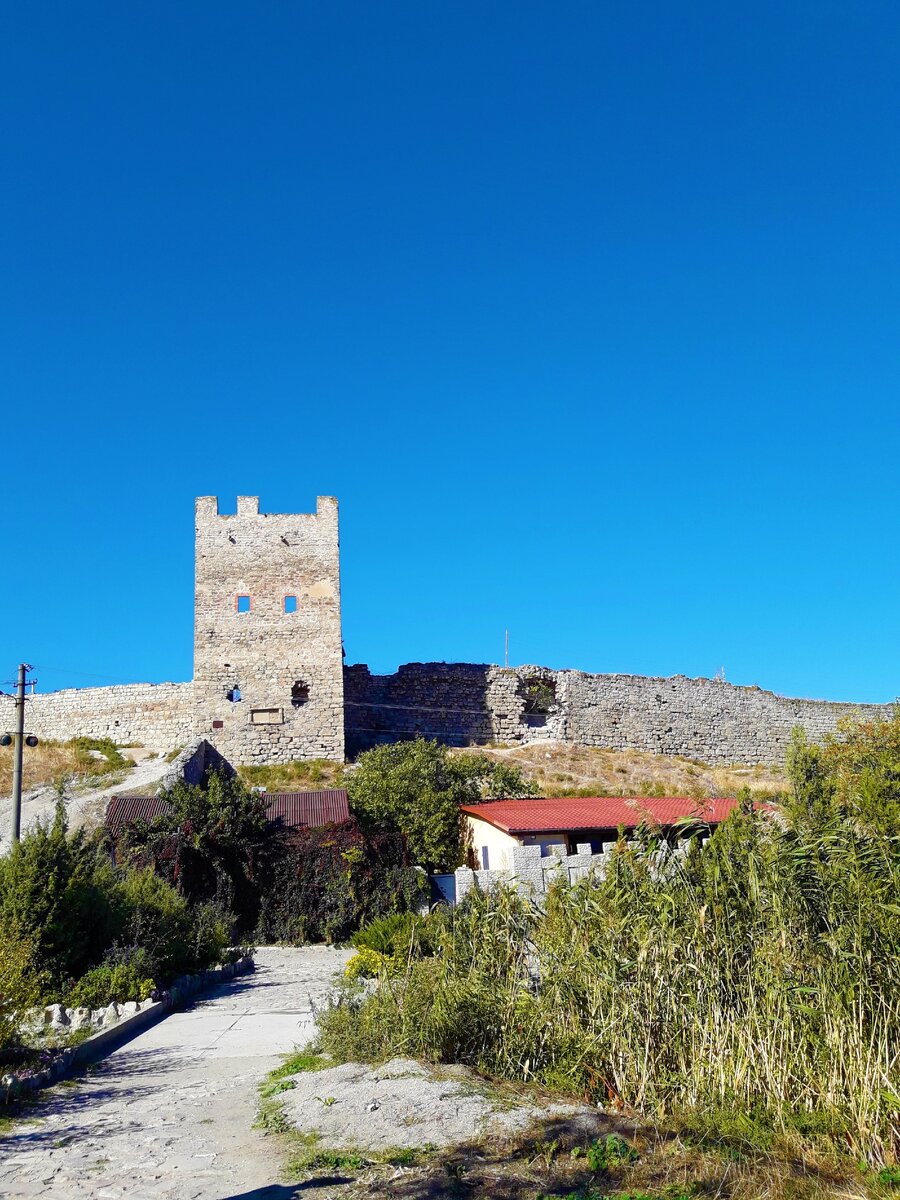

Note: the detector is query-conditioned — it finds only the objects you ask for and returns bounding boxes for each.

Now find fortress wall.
[344,662,894,764]
[560,670,893,764]
[9,682,194,747]
[344,663,497,752]
[13,664,894,766]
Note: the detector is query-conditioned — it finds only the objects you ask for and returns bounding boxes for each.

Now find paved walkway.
[0,946,351,1200]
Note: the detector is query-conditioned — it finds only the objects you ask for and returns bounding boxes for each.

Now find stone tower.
[192,495,344,762]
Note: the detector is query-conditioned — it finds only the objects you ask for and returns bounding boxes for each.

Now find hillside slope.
[450,741,786,798]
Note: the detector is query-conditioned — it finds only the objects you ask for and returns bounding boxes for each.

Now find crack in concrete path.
[0,945,351,1200]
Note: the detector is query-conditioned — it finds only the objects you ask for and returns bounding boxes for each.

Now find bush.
[350,911,428,956]
[68,953,155,1008]
[115,770,267,934]
[344,946,392,981]
[346,909,446,980]
[255,821,427,944]
[116,866,197,979]
[69,737,133,774]
[347,738,532,872]
[0,795,239,1025]
[0,918,42,1051]
[0,802,121,988]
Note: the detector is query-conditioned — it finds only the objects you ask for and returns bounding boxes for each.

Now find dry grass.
[451,741,786,799]
[267,1112,876,1199]
[0,739,134,798]
[237,758,344,791]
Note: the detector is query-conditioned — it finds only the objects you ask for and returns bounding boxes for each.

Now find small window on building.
[284,595,298,613]
[212,720,224,730]
[236,595,251,613]
[481,845,490,869]
[291,680,309,708]
[226,687,242,703]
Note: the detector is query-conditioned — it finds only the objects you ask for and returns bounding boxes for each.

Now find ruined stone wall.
[345,662,894,764]
[193,495,344,762]
[7,682,194,746]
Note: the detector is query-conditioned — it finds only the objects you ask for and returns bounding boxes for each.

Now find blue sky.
[2,2,898,702]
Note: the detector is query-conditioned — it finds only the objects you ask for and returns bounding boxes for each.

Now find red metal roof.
[263,789,350,830]
[106,789,350,835]
[460,796,738,834]
[105,795,171,833]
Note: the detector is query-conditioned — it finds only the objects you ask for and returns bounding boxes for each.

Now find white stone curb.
[1,955,255,1103]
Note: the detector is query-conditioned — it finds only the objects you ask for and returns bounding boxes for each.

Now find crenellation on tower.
[18,493,893,766]
[192,494,344,762]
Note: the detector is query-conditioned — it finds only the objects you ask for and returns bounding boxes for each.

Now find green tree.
[117,770,268,931]
[0,917,43,1049]
[0,801,120,987]
[346,739,531,872]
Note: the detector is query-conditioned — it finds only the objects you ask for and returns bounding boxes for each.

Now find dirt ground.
[452,740,787,799]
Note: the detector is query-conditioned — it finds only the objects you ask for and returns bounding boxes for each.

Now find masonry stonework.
[19,683,194,747]
[344,662,894,765]
[192,495,344,762]
[15,496,895,767]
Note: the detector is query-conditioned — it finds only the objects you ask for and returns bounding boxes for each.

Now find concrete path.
[0,945,351,1200]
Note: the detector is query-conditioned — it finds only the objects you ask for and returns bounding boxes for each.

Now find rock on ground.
[279,1056,600,1153]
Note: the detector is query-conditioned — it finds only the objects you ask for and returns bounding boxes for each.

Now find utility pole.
[2,663,37,846]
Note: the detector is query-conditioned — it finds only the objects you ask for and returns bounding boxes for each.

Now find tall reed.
[318,800,900,1158]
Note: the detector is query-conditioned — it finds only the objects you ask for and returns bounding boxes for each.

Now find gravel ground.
[278,1057,599,1153]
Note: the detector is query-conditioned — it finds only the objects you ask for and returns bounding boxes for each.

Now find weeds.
[318,727,900,1163]
[269,1048,331,1079]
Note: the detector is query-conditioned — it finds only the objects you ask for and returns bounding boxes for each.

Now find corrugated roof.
[105,795,171,833]
[460,796,738,834]
[106,789,350,835]
[263,789,350,830]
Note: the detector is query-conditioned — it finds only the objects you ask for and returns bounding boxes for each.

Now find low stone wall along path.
[0,945,351,1200]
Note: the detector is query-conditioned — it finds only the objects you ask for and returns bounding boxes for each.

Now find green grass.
[268,1048,331,1081]
[238,758,343,791]
[255,1048,332,1136]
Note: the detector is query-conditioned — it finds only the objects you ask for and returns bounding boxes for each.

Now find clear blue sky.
[2,2,898,702]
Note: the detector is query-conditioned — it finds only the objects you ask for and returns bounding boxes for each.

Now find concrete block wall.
[455,841,618,900]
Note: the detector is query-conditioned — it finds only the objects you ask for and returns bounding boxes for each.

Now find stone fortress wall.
[13,663,893,766]
[344,661,894,765]
[10,682,194,747]
[10,494,893,766]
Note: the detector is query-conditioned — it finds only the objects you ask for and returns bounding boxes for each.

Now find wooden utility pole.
[3,663,37,845]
